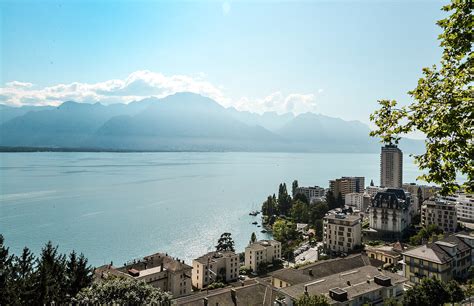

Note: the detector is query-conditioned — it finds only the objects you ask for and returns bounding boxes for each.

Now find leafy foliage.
[403,277,465,306]
[295,294,330,306]
[74,276,171,304]
[0,235,93,304]
[216,232,235,252]
[409,224,443,245]
[369,1,473,195]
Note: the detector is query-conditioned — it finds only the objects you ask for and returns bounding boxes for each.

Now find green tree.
[336,192,344,208]
[293,192,309,205]
[403,277,464,306]
[370,1,473,195]
[295,294,330,306]
[11,247,36,304]
[314,219,324,242]
[326,191,337,210]
[278,183,292,215]
[216,232,235,252]
[0,234,14,304]
[290,200,309,223]
[35,241,67,304]
[250,232,257,244]
[262,194,278,217]
[292,179,299,196]
[66,251,93,298]
[74,276,171,304]
[272,219,298,242]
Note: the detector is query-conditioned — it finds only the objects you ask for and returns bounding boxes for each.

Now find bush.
[207,282,226,290]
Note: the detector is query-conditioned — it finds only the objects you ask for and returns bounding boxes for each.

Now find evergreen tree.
[66,251,93,298]
[35,241,67,304]
[215,233,235,252]
[402,277,464,306]
[336,192,344,208]
[278,183,292,215]
[326,191,337,210]
[250,232,257,244]
[292,179,299,196]
[11,247,36,304]
[0,234,14,304]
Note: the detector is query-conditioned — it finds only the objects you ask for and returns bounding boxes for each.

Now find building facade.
[323,214,362,253]
[402,233,474,284]
[191,251,239,289]
[294,186,326,202]
[442,193,474,224]
[345,192,371,211]
[329,177,365,200]
[380,145,403,188]
[369,189,411,240]
[421,198,457,232]
[245,240,281,272]
[95,252,192,298]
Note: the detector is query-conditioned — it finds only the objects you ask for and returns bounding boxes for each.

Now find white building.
[192,251,239,289]
[442,193,474,224]
[294,186,326,202]
[245,240,281,272]
[345,192,371,211]
[380,145,403,188]
[421,198,457,232]
[366,186,386,198]
[323,214,362,253]
[369,189,411,240]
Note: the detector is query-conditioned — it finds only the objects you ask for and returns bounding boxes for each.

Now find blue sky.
[1,0,447,125]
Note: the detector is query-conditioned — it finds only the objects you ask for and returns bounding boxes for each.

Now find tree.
[74,276,171,304]
[0,234,14,304]
[295,294,330,306]
[293,192,309,205]
[11,247,36,304]
[278,183,292,215]
[35,241,67,304]
[313,219,324,242]
[309,201,328,223]
[66,251,93,298]
[216,233,235,252]
[336,192,344,208]
[326,191,337,210]
[403,277,464,306]
[290,200,309,223]
[272,219,298,242]
[292,179,299,196]
[370,1,473,195]
[250,232,257,244]
[262,194,278,217]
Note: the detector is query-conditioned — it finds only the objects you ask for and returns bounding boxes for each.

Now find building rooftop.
[324,214,361,222]
[194,251,237,265]
[280,265,406,302]
[246,240,280,251]
[119,252,192,274]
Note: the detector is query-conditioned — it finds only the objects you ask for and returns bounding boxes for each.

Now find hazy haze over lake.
[1,152,425,266]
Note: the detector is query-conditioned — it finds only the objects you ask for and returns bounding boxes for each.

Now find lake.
[0,152,424,266]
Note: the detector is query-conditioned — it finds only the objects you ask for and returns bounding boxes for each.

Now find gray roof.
[271,254,384,286]
[280,265,406,302]
[194,251,237,265]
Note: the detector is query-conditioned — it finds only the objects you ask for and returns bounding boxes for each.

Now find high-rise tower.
[380,145,403,188]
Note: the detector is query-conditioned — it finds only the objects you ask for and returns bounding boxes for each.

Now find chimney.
[231,289,237,304]
[347,280,351,286]
[308,269,313,276]
[304,285,309,295]
[161,262,164,271]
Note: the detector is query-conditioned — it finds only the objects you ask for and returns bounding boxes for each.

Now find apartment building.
[442,193,474,224]
[380,145,403,188]
[323,214,362,253]
[365,242,405,267]
[191,251,239,289]
[95,252,192,298]
[402,183,439,213]
[329,177,365,200]
[366,186,386,198]
[294,186,326,202]
[345,192,371,211]
[245,240,281,272]
[421,198,457,232]
[402,233,474,284]
[369,188,411,240]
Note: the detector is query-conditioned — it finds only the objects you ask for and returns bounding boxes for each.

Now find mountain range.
[0,92,424,153]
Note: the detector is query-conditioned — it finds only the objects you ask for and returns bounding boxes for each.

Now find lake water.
[0,152,424,266]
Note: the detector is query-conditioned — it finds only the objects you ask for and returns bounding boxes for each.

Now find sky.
[0,0,448,126]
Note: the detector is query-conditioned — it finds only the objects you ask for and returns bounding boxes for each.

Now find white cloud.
[0,70,321,114]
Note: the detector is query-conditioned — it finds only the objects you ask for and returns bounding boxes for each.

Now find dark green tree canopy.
[216,232,235,252]
[370,1,473,195]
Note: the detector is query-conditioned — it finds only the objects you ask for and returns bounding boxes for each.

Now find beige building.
[442,193,474,224]
[329,177,365,200]
[95,252,192,298]
[191,251,239,289]
[380,145,403,188]
[402,233,474,284]
[245,240,281,272]
[365,242,405,267]
[421,198,457,232]
[294,186,326,202]
[345,192,371,211]
[323,214,362,253]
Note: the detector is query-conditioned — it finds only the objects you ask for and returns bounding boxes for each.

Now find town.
[90,144,474,305]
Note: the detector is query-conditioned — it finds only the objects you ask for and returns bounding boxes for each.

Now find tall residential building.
[294,186,326,203]
[380,145,403,188]
[245,240,281,272]
[442,193,474,224]
[94,252,192,298]
[402,183,440,214]
[421,198,457,232]
[323,214,362,253]
[191,251,239,289]
[329,177,365,200]
[402,232,474,284]
[369,188,411,240]
[345,192,371,211]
